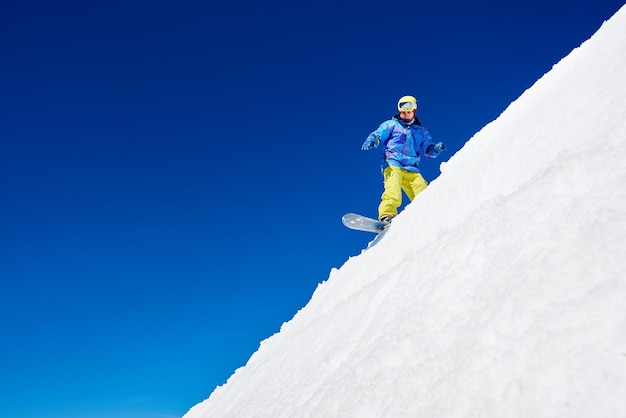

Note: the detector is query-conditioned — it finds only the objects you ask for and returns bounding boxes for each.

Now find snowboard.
[342,213,390,233]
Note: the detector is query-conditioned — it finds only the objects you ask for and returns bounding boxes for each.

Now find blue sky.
[1,0,623,417]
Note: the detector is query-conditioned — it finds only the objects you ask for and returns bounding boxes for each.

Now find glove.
[426,142,446,157]
[433,142,446,153]
[362,137,377,150]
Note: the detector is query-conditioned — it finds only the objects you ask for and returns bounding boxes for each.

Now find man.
[362,95,446,222]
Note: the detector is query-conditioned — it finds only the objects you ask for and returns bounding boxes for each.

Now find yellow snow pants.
[378,166,428,220]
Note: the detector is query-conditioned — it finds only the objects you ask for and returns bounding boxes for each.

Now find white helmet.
[397,95,418,112]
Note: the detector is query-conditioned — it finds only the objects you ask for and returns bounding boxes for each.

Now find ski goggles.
[398,101,418,112]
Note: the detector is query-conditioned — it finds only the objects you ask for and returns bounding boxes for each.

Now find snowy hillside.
[184,5,626,418]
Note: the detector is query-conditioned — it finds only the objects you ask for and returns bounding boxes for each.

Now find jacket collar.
[393,114,422,126]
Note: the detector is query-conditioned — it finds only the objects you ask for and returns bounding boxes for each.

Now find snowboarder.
[361,95,446,222]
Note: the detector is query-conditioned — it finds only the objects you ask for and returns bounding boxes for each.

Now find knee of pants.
[381,167,403,204]
[406,175,428,200]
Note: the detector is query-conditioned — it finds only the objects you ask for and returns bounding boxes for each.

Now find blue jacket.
[367,115,439,172]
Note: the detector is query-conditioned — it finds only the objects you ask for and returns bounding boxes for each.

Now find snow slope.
[184,5,626,417]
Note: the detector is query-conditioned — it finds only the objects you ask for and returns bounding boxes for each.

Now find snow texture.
[184,5,626,418]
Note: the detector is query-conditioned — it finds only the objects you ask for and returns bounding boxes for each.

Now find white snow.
[184,5,626,418]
